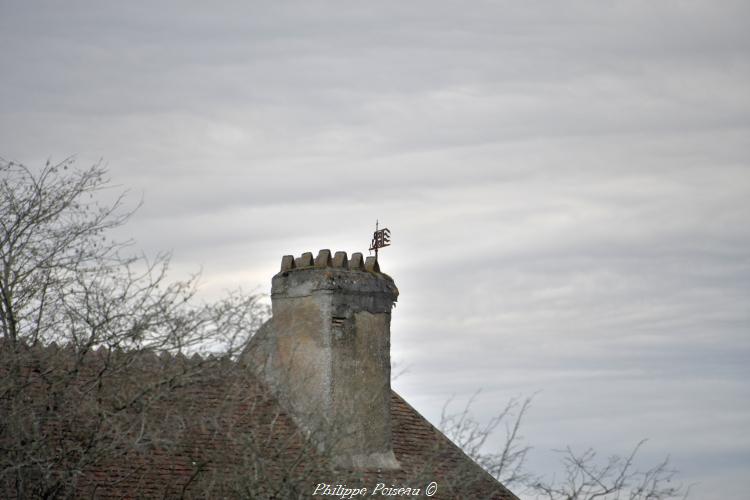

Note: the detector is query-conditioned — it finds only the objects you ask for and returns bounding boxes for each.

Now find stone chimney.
[243,249,400,470]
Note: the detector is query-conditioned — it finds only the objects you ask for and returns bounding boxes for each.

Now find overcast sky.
[2,1,749,498]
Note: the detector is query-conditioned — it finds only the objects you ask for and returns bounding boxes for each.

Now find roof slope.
[1,345,518,499]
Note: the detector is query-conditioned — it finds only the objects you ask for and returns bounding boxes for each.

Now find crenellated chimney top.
[243,249,399,469]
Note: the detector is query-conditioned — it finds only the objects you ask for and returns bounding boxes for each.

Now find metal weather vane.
[369,220,391,259]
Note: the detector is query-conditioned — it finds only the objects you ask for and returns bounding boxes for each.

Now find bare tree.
[440,392,689,500]
[530,440,690,500]
[440,393,533,489]
[1,157,129,347]
[0,158,269,498]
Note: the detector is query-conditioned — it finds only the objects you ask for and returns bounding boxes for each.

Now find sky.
[1,1,749,498]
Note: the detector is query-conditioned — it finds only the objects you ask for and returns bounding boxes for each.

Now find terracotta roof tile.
[1,346,518,499]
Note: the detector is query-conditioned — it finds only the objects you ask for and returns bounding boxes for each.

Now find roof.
[1,344,519,499]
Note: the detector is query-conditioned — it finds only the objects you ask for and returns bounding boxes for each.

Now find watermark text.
[312,482,438,498]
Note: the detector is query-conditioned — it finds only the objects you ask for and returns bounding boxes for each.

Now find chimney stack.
[243,249,400,470]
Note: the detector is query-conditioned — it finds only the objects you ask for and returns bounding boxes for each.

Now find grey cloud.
[2,1,749,498]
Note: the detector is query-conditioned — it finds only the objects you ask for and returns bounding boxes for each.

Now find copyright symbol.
[425,482,438,497]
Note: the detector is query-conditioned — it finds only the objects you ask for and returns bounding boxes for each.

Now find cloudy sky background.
[2,1,749,498]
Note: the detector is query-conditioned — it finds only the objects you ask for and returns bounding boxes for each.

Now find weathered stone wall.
[243,250,400,469]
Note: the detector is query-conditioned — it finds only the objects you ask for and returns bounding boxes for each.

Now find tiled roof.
[1,345,518,499]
